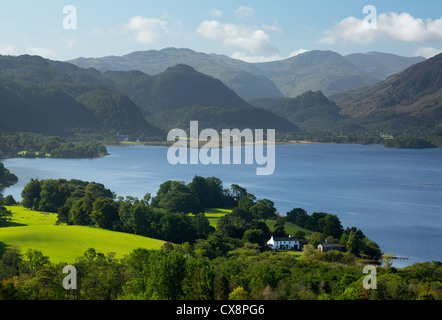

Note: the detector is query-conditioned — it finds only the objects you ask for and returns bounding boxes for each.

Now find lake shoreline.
[110,137,441,150]
[1,143,441,267]
[110,139,333,148]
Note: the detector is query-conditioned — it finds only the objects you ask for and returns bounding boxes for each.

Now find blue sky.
[0,0,441,61]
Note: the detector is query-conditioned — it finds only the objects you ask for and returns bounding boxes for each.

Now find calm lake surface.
[2,143,441,267]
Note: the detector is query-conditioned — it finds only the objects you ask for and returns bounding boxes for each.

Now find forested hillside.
[0,132,108,159]
[332,53,442,133]
[252,91,344,131]
[0,55,298,138]
[0,55,164,139]
[103,64,299,132]
[104,64,248,115]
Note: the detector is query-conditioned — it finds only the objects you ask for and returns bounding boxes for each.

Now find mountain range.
[0,54,298,138]
[252,53,442,136]
[0,48,440,145]
[69,48,284,101]
[69,48,425,100]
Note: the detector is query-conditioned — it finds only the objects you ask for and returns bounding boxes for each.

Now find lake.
[1,143,441,267]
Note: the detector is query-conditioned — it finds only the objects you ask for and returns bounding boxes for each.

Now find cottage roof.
[319,242,343,247]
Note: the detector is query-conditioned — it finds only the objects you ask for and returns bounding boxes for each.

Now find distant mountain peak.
[166,64,198,72]
[67,47,429,100]
[68,49,284,101]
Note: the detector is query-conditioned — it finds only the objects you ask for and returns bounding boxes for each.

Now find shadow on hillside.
[0,241,7,257]
[205,207,234,214]
[3,221,27,227]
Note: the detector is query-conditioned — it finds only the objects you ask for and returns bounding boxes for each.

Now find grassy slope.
[0,206,165,264]
[204,208,311,236]
[0,206,309,263]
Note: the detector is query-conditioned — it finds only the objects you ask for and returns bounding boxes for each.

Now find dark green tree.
[191,213,215,239]
[217,208,253,239]
[242,229,266,248]
[0,247,23,281]
[153,180,204,214]
[272,217,287,237]
[188,176,230,208]
[3,195,16,206]
[249,199,277,220]
[346,230,363,256]
[321,214,344,238]
[230,184,247,203]
[183,258,215,300]
[38,179,71,213]
[237,193,256,212]
[0,205,12,227]
[286,208,309,226]
[69,196,93,225]
[90,198,120,230]
[21,179,42,210]
[158,189,204,214]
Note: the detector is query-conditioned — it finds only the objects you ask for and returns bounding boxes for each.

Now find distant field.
[0,206,165,264]
[204,208,311,237]
[204,208,233,228]
[5,205,58,226]
[265,220,312,237]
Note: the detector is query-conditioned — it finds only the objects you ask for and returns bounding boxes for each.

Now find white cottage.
[267,236,300,250]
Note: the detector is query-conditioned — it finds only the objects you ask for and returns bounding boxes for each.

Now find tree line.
[0,132,108,159]
[0,243,440,300]
[20,176,260,245]
[17,176,382,261]
[286,208,382,260]
[1,176,440,300]
[277,127,442,149]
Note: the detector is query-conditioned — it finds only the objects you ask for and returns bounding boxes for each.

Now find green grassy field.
[204,208,311,237]
[0,206,309,264]
[264,220,312,237]
[204,208,233,228]
[0,206,165,264]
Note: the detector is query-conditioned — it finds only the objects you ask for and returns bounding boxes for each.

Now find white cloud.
[91,27,105,36]
[288,48,310,57]
[209,9,223,18]
[62,38,77,48]
[231,52,283,63]
[320,12,442,45]
[197,20,277,55]
[414,47,442,58]
[0,44,14,55]
[26,47,56,58]
[122,16,168,44]
[235,6,255,20]
[232,48,310,63]
[262,24,282,33]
